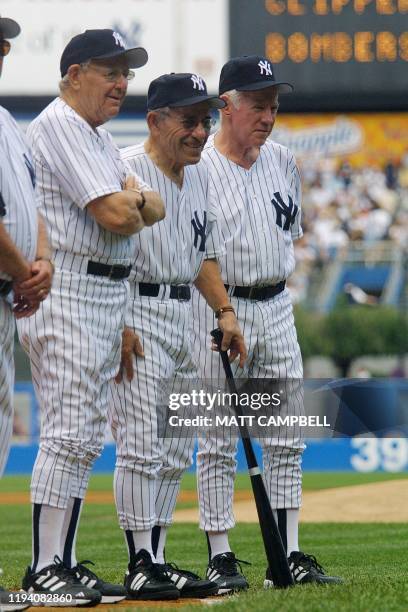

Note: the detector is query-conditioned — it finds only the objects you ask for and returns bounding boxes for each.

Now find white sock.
[207,531,231,560]
[153,527,167,564]
[125,530,155,564]
[32,504,66,572]
[286,509,300,555]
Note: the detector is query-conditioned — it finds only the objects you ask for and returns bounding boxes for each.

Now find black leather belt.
[224,280,286,301]
[0,280,13,297]
[87,261,131,280]
[138,282,191,301]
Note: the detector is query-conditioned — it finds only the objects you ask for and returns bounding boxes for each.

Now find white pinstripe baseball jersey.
[121,142,224,285]
[191,134,305,534]
[202,134,302,286]
[0,106,38,280]
[26,98,151,262]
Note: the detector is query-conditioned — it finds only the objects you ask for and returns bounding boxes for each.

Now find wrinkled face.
[75,57,131,127]
[153,102,214,166]
[226,87,279,148]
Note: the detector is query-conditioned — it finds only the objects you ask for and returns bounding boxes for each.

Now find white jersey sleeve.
[204,174,226,260]
[27,100,126,209]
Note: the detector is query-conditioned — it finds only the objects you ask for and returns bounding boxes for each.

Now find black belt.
[138,282,191,301]
[87,261,131,280]
[224,280,286,301]
[0,280,13,297]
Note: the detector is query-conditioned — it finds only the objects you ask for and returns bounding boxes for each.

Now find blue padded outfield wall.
[6,381,408,475]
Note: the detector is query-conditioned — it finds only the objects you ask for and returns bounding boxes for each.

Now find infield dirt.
[0,480,406,522]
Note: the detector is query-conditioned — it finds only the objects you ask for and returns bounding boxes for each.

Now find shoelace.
[131,552,169,582]
[294,553,325,574]
[75,560,98,581]
[51,556,79,582]
[211,553,251,576]
[162,562,200,580]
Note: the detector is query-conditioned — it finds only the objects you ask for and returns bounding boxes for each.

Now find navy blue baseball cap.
[0,15,21,38]
[219,55,293,95]
[60,29,148,77]
[147,73,225,110]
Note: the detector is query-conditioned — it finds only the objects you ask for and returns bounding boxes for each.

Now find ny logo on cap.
[191,74,205,91]
[258,60,272,76]
[112,31,125,48]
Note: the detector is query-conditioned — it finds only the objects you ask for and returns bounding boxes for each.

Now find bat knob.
[210,327,223,350]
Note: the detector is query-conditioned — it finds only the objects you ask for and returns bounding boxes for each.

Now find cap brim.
[168,95,226,109]
[0,17,21,39]
[235,80,294,94]
[93,46,148,68]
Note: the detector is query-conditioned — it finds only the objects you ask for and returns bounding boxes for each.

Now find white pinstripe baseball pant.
[108,290,197,532]
[191,288,305,532]
[17,269,128,507]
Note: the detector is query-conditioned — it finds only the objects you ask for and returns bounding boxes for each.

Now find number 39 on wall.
[350,437,408,473]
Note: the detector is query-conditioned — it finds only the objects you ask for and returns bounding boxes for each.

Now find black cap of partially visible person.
[147,72,225,110]
[219,55,293,95]
[60,29,148,77]
[0,15,21,39]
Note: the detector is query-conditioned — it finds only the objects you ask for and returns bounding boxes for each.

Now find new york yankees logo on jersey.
[271,192,299,231]
[191,210,207,252]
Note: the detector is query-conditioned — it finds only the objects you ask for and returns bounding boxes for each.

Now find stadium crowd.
[288,154,408,303]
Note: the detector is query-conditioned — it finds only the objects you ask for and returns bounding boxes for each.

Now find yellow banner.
[274,113,408,167]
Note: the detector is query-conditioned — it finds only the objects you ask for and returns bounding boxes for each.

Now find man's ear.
[146,110,161,132]
[220,94,233,116]
[66,64,82,90]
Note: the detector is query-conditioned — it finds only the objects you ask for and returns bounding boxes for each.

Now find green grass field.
[1,472,407,611]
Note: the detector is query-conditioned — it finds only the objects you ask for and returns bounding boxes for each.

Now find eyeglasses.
[82,64,135,82]
[161,111,216,132]
[0,40,11,57]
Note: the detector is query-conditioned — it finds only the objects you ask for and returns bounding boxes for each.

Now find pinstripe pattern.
[0,105,38,479]
[109,296,196,530]
[15,97,146,510]
[191,135,305,532]
[18,271,128,506]
[121,142,223,284]
[108,145,220,534]
[0,300,14,477]
[202,135,302,286]
[26,98,150,261]
[0,107,38,280]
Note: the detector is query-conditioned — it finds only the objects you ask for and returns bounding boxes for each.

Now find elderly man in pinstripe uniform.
[190,55,342,591]
[16,28,164,606]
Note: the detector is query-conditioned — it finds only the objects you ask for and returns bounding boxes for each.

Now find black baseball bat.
[210,328,294,588]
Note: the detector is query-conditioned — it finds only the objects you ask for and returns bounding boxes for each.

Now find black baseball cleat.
[264,551,343,588]
[73,560,126,603]
[206,552,249,595]
[22,556,101,607]
[0,586,30,611]
[159,562,219,598]
[124,549,179,601]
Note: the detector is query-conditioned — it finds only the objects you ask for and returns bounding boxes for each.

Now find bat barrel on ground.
[210,328,294,588]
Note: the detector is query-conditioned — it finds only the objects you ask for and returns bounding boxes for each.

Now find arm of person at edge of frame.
[194,258,247,368]
[15,213,54,307]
